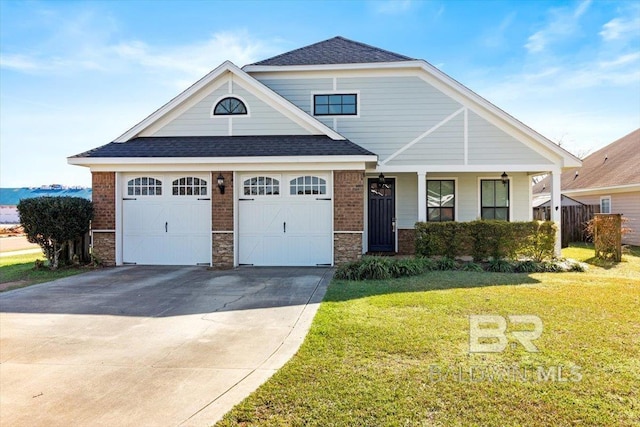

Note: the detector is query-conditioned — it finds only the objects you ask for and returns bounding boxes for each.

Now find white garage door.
[239,174,332,266]
[122,175,211,265]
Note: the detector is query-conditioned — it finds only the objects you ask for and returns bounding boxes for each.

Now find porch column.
[551,168,562,257]
[418,172,427,222]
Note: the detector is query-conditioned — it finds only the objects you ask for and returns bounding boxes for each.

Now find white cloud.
[525,0,592,53]
[600,14,640,41]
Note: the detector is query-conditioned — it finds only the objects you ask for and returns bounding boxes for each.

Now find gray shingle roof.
[532,128,640,194]
[71,135,376,158]
[251,36,414,66]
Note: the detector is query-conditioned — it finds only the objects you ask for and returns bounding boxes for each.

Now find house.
[533,129,639,246]
[68,36,580,267]
[532,193,585,221]
[0,186,92,224]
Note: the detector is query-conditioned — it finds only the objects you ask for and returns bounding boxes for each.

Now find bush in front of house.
[415,220,556,262]
[334,256,436,281]
[17,196,93,270]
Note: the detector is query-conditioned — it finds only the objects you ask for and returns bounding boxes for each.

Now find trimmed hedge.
[17,196,93,269]
[415,220,556,261]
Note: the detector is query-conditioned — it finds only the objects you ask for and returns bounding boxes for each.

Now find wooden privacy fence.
[561,204,599,247]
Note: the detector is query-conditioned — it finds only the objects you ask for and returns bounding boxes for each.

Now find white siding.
[152,81,310,137]
[572,191,640,246]
[393,172,532,227]
[395,173,418,229]
[467,112,552,165]
[258,75,463,161]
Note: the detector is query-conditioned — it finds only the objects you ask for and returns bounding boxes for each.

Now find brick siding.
[398,228,416,255]
[92,172,115,229]
[333,170,365,264]
[91,172,116,265]
[212,171,233,268]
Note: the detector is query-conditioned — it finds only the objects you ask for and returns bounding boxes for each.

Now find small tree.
[17,197,93,270]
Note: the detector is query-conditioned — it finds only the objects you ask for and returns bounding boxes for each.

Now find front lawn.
[0,252,88,292]
[218,244,639,426]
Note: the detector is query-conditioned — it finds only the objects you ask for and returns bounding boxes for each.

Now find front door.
[368,178,395,252]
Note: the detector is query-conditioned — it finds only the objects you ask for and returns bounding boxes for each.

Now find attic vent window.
[214,97,247,115]
[314,94,357,116]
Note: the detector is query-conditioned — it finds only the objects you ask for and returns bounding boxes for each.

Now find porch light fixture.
[217,173,226,194]
[377,173,386,189]
[501,172,508,185]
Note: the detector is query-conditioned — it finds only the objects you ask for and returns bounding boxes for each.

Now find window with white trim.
[172,177,207,196]
[213,97,247,115]
[243,177,280,196]
[600,196,611,214]
[313,94,357,116]
[127,177,162,196]
[427,180,455,221]
[290,176,327,195]
[481,179,510,220]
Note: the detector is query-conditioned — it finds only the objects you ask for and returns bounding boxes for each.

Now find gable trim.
[115,61,345,142]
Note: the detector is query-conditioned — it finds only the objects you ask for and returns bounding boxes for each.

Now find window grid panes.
[481,179,509,220]
[290,176,327,195]
[427,180,455,221]
[600,197,611,214]
[214,97,247,115]
[313,94,357,116]
[243,177,280,196]
[172,177,207,196]
[127,177,162,196]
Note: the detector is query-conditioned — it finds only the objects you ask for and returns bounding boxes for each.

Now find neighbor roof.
[71,135,376,158]
[251,36,414,66]
[533,128,640,193]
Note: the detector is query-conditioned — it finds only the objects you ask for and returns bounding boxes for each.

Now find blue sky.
[1,0,638,187]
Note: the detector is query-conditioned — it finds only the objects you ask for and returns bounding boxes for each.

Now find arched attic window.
[213,97,247,115]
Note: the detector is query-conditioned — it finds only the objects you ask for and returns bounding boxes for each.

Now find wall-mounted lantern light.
[217,173,226,194]
[501,172,509,185]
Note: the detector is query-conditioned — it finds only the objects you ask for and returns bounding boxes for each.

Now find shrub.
[17,196,93,270]
[514,260,541,273]
[436,257,457,271]
[487,259,514,273]
[461,262,484,272]
[334,257,437,281]
[586,214,628,262]
[415,220,556,262]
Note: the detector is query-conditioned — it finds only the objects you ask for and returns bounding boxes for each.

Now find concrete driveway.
[0,266,331,426]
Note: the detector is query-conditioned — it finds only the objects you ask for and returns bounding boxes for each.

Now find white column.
[418,172,427,222]
[551,168,562,257]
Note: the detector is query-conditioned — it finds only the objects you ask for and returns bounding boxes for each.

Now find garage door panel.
[238,174,332,266]
[122,174,211,266]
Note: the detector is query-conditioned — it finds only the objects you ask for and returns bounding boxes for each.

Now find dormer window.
[214,97,247,115]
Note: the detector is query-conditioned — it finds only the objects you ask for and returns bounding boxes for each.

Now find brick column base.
[213,233,234,269]
[398,229,416,255]
[334,233,363,265]
[92,232,115,266]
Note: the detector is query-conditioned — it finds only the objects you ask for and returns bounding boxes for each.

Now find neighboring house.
[0,186,92,224]
[68,36,580,267]
[532,193,585,221]
[534,129,639,246]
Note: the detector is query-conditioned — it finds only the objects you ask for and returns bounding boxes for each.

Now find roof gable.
[251,36,414,66]
[115,61,344,142]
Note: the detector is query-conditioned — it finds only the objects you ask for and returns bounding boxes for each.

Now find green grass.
[217,244,640,426]
[0,252,88,292]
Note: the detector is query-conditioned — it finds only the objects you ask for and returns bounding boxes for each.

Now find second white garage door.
[238,174,332,266]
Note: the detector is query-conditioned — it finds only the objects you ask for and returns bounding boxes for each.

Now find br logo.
[469,315,543,353]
